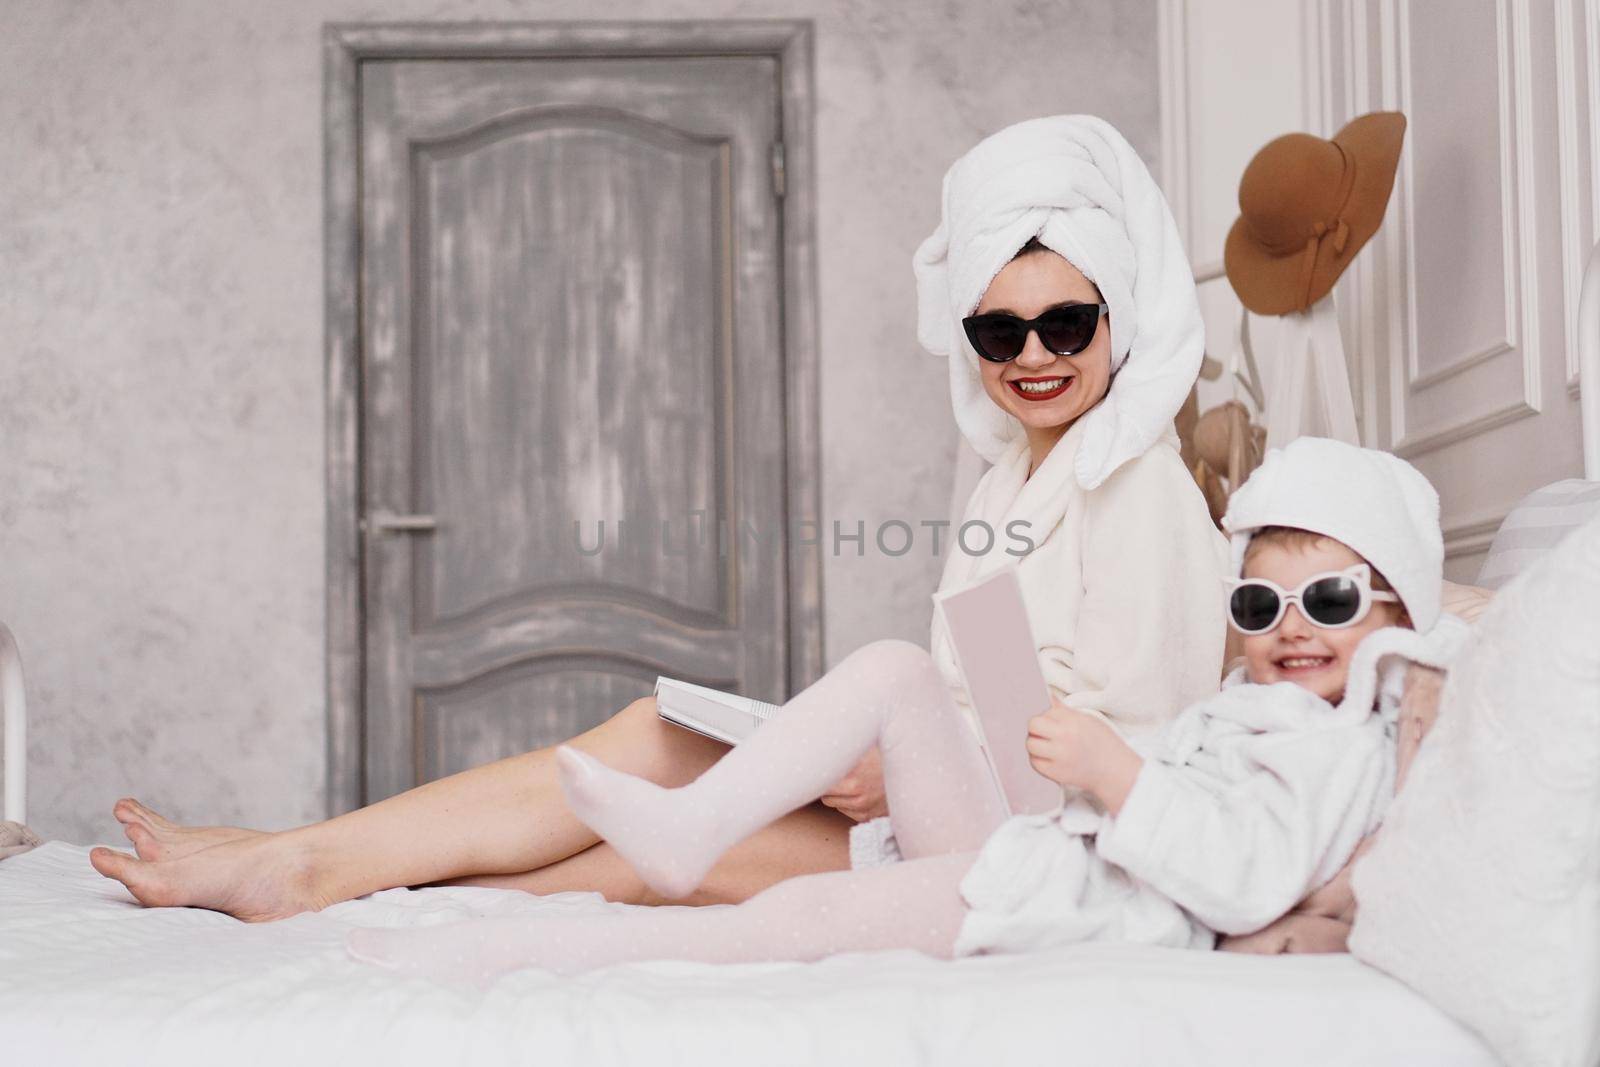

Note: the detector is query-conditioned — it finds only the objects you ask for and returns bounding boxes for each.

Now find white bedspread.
[1,844,1497,1067]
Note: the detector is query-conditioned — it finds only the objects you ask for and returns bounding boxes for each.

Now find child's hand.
[1025,700,1143,814]
[1025,700,1114,789]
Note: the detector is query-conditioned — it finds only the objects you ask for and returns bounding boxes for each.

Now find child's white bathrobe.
[953,619,1470,955]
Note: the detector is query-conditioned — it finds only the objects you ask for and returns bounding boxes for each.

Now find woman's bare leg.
[126,696,717,877]
[90,696,848,920]
[113,796,850,903]
[447,802,852,906]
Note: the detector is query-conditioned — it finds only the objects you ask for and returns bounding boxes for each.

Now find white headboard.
[1578,238,1600,480]
[1,624,25,825]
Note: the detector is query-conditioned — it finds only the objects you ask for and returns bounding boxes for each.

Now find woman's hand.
[1218,830,1376,954]
[1025,700,1142,814]
[1217,913,1353,955]
[1296,830,1377,924]
[820,747,889,823]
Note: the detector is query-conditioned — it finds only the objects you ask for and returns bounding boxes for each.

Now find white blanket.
[1,843,1496,1066]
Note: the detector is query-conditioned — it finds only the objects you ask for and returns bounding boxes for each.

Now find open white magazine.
[654,677,783,746]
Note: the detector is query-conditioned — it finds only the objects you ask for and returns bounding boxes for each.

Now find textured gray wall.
[0,0,1158,842]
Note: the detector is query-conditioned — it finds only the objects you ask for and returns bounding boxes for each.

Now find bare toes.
[113,798,162,834]
[112,798,145,828]
[90,847,174,907]
[129,798,175,830]
[124,822,167,862]
[89,845,120,877]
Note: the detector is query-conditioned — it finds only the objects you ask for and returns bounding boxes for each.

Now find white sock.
[555,639,1007,899]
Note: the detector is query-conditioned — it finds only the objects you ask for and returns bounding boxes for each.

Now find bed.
[5,249,1598,1067]
[0,840,1496,1066]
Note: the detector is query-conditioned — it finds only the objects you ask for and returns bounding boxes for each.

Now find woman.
[90,114,1227,924]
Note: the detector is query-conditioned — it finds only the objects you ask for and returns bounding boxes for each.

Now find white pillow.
[1350,515,1600,1067]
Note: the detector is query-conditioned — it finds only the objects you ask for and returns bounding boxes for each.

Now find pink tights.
[347,639,1012,980]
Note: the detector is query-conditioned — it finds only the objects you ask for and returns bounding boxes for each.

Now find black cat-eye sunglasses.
[960,302,1109,363]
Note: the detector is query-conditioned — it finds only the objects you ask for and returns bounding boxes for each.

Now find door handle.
[363,511,439,534]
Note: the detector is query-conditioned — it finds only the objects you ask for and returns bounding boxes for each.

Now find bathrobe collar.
[944,414,1091,589]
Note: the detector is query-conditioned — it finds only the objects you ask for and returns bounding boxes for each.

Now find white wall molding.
[1397,398,1542,459]
[1344,0,1379,444]
[1580,0,1598,398]
[1303,0,1334,136]
[1157,0,1195,254]
[1442,507,1512,563]
[1386,0,1542,458]
[1371,0,1410,450]
[1400,0,1518,393]
[1556,0,1600,396]
[1407,340,1515,392]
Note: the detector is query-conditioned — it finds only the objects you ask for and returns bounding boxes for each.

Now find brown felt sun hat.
[1224,111,1407,315]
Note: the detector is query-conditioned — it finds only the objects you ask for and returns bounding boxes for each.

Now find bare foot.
[89,833,326,922]
[112,797,263,862]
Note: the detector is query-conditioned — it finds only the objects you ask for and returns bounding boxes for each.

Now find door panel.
[359,56,786,801]
[418,657,659,783]
[411,112,729,625]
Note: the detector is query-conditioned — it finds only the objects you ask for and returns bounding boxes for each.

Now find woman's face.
[973,249,1113,440]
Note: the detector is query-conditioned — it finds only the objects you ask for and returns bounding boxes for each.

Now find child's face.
[1240,538,1404,703]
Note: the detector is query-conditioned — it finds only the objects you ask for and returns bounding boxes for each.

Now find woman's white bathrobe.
[901,114,1233,817]
[931,419,1228,748]
[849,113,1230,866]
[850,415,1229,865]
[953,618,1470,956]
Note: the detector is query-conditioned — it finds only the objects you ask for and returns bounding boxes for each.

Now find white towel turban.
[913,115,1205,490]
[1223,437,1444,632]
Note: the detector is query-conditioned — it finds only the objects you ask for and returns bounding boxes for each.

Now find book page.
[654,678,769,745]
[934,565,1063,815]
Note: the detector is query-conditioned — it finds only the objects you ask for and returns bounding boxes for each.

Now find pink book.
[933,565,1064,816]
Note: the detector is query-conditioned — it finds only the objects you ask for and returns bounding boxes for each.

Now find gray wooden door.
[358,55,790,801]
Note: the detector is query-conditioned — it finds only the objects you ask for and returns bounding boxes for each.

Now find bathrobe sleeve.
[1062,443,1228,736]
[1095,720,1391,936]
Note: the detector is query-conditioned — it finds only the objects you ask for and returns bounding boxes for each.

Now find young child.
[348,437,1467,981]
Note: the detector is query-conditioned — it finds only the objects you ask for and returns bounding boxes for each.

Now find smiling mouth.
[1008,376,1073,401]
[1274,655,1335,672]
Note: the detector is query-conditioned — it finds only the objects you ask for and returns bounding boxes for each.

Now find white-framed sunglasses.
[1224,563,1400,635]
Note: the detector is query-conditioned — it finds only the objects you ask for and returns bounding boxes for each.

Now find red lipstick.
[1007,376,1073,402]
